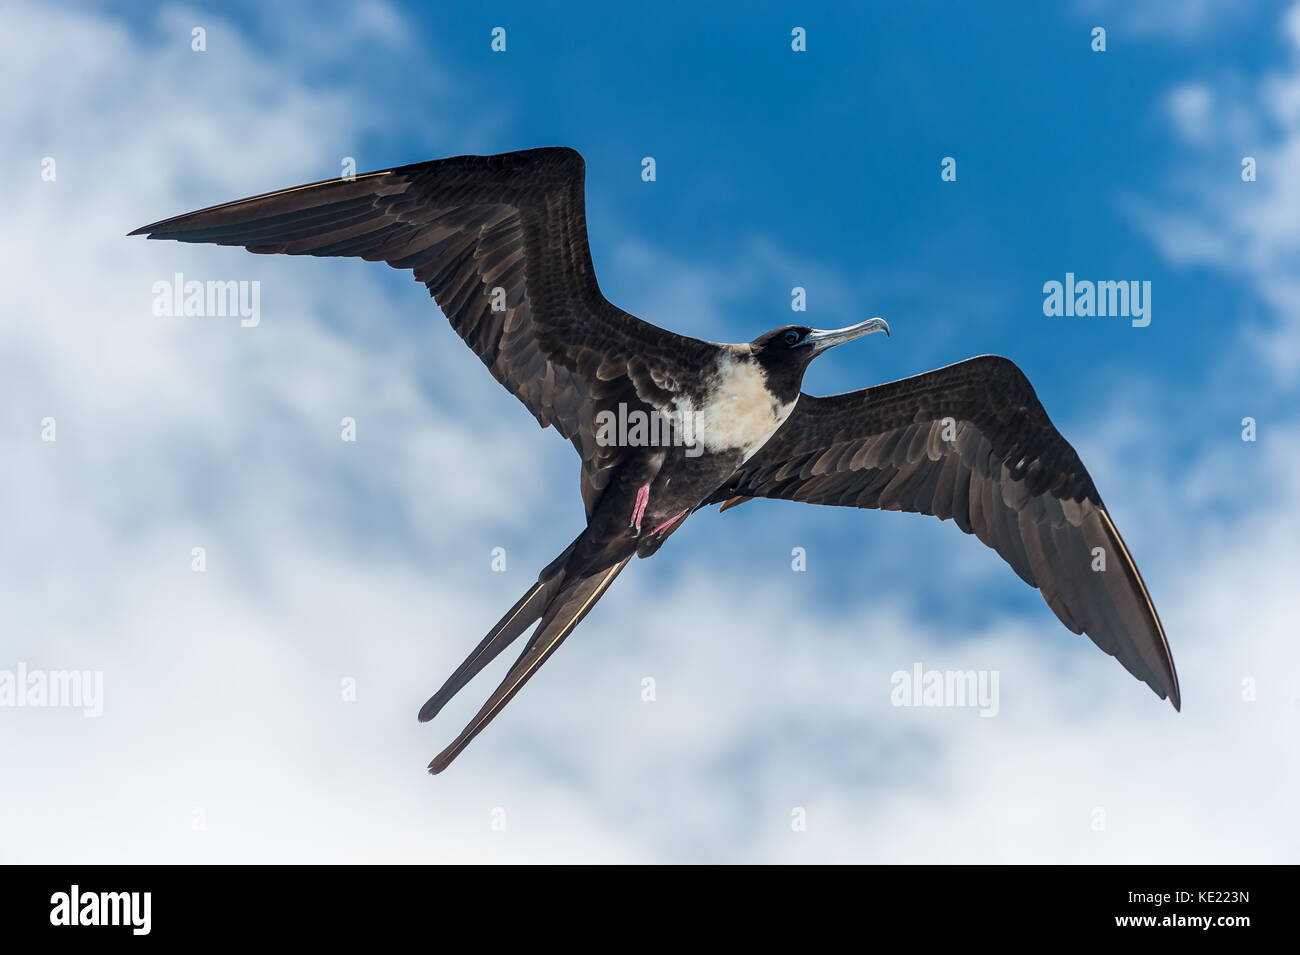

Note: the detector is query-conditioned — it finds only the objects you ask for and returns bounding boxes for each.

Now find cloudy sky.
[1,0,1296,863]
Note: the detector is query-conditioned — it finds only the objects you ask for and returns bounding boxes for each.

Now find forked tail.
[420,537,632,774]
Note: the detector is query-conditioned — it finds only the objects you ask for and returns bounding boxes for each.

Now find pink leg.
[630,483,650,534]
[650,509,688,536]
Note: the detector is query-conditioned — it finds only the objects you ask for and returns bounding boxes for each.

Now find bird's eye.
[784,330,802,345]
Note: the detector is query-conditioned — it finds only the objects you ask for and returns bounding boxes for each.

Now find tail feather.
[418,534,583,724]
[427,557,631,774]
[417,576,557,723]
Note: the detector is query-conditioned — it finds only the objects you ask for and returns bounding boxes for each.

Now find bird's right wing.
[708,355,1179,708]
[130,147,715,513]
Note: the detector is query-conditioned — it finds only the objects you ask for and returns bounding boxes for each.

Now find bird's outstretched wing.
[130,147,714,514]
[707,355,1179,707]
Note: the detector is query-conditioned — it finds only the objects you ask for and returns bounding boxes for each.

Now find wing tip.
[1094,507,1182,715]
[1147,649,1180,711]
[128,219,182,239]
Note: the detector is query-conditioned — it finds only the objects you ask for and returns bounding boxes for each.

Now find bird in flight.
[131,147,1179,773]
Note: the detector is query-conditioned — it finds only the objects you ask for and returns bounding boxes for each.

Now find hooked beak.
[806,317,891,354]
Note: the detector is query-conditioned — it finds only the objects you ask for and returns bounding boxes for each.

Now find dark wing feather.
[708,355,1179,707]
[130,147,715,515]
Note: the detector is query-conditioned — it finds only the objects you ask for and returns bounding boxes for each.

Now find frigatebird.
[131,147,1179,773]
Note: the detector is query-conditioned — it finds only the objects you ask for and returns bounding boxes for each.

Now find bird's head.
[749,318,891,399]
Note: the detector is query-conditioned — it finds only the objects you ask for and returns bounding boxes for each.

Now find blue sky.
[2,0,1297,862]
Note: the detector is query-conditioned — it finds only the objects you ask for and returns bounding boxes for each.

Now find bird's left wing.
[130,147,714,514]
[706,355,1179,707]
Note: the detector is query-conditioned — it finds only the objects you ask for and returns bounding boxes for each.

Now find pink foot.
[630,483,650,535]
[650,509,688,536]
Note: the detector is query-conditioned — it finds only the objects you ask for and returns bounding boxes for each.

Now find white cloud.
[1073,0,1248,40]
[1131,2,1300,382]
[1166,84,1215,144]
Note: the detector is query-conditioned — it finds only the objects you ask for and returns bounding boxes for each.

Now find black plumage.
[706,356,1178,706]
[131,147,1179,774]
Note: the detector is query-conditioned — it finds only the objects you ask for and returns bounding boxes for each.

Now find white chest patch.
[675,352,797,462]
